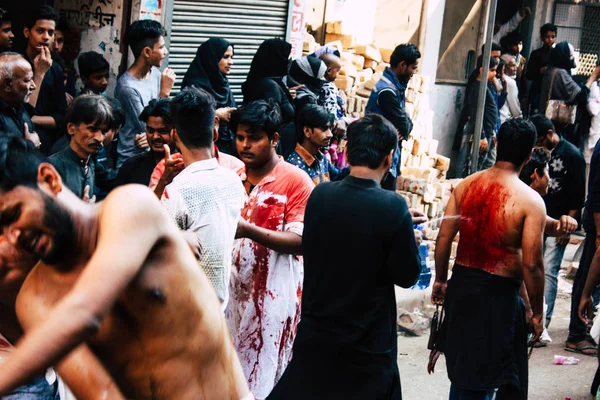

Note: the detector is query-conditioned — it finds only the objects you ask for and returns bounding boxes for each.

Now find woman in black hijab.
[182,38,237,154]
[242,38,297,157]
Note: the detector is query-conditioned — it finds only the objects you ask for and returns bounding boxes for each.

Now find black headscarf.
[548,42,576,72]
[246,38,292,80]
[288,56,326,95]
[181,38,235,107]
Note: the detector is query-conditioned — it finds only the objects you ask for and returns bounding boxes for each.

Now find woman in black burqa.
[287,55,327,111]
[182,37,237,155]
[242,39,297,157]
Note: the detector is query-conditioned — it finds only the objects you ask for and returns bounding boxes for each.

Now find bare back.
[16,186,249,400]
[453,168,546,279]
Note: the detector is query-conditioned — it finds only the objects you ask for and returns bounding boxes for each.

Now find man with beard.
[0,9,14,54]
[0,134,252,399]
[116,98,178,186]
[286,104,349,184]
[0,53,41,149]
[48,95,113,200]
[226,100,314,399]
[365,43,420,190]
[22,6,65,155]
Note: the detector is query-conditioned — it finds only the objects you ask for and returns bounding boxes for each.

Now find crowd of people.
[1,3,600,400]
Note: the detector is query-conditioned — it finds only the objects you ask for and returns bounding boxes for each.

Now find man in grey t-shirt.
[115,20,175,169]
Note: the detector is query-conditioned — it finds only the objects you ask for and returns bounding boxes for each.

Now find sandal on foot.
[564,340,598,356]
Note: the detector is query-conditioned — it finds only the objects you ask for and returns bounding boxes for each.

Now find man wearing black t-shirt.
[530,115,587,349]
[268,115,421,400]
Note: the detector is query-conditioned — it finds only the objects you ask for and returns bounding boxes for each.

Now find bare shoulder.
[15,266,55,330]
[515,179,547,216]
[100,184,164,220]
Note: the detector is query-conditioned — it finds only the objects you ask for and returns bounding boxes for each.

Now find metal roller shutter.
[165,0,291,101]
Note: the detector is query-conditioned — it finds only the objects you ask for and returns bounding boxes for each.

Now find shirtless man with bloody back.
[0,135,251,400]
[432,118,546,400]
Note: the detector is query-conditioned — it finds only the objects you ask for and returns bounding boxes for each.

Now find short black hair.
[140,98,173,126]
[519,147,551,185]
[296,104,334,143]
[66,95,114,129]
[77,51,109,79]
[126,20,165,60]
[170,87,215,149]
[390,43,421,68]
[106,97,125,130]
[0,134,44,192]
[56,18,69,33]
[0,8,11,24]
[346,114,398,169]
[476,54,499,69]
[529,114,555,139]
[504,31,522,46]
[541,23,558,37]
[482,43,502,53]
[230,100,281,141]
[26,5,58,29]
[496,118,537,167]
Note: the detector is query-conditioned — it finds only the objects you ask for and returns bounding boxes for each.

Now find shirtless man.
[0,135,250,399]
[432,118,546,400]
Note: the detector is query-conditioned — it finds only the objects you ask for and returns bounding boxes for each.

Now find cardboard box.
[380,48,393,63]
[334,75,354,92]
[436,156,451,172]
[325,21,343,35]
[325,33,355,49]
[351,55,365,70]
[363,59,378,70]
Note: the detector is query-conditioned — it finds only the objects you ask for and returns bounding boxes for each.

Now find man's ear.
[23,27,30,40]
[303,126,311,139]
[271,132,280,148]
[142,46,152,59]
[213,116,220,143]
[67,122,77,137]
[37,163,63,195]
[172,128,180,145]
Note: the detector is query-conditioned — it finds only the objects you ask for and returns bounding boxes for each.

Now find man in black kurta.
[267,115,421,400]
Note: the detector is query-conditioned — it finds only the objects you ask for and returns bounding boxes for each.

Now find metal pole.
[470,0,498,174]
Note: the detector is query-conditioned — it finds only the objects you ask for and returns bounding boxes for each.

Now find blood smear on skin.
[456,177,511,273]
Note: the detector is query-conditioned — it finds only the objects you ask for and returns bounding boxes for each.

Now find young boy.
[526,23,558,115]
[77,51,109,96]
[319,52,345,119]
[0,8,14,53]
[22,5,66,155]
[115,19,175,169]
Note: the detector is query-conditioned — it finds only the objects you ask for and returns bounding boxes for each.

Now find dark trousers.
[568,229,597,342]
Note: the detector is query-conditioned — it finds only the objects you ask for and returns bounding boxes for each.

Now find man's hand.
[159,145,184,186]
[289,85,305,100]
[414,229,423,246]
[160,68,176,98]
[557,215,577,235]
[235,219,249,239]
[216,107,236,122]
[519,6,532,16]
[83,185,96,204]
[332,119,348,138]
[409,208,428,225]
[555,233,571,247]
[65,92,74,105]
[479,138,489,152]
[529,314,544,342]
[134,133,149,149]
[33,46,52,76]
[23,123,41,150]
[579,295,594,324]
[431,281,446,305]
[181,230,202,260]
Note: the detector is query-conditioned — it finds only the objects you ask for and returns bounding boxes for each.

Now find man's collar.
[294,143,319,167]
[64,146,91,167]
[0,98,22,112]
[238,156,283,186]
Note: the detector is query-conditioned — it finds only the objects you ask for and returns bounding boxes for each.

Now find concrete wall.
[324,0,377,45]
[373,0,424,49]
[54,0,126,96]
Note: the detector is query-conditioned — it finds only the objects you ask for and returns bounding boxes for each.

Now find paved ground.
[397,237,598,400]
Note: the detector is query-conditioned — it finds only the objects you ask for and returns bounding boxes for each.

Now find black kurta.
[268,175,420,400]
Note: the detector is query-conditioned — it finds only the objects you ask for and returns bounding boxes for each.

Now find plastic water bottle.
[412,224,431,289]
[553,355,579,365]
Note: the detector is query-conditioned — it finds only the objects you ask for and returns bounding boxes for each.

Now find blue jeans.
[543,236,567,325]
[2,375,59,399]
[449,385,495,400]
[455,131,491,178]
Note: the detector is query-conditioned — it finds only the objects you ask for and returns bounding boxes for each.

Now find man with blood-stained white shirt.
[226,100,314,399]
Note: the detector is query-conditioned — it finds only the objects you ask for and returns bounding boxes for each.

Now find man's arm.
[432,190,460,304]
[378,90,413,139]
[483,90,497,140]
[386,207,421,288]
[326,159,350,182]
[493,8,528,43]
[236,221,302,255]
[579,247,600,322]
[28,47,52,108]
[507,79,523,118]
[521,198,547,341]
[0,187,167,394]
[16,292,125,400]
[545,215,578,237]
[31,115,57,129]
[116,86,146,140]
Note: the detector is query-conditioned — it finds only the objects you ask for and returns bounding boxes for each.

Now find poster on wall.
[140,0,162,21]
[290,0,306,59]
